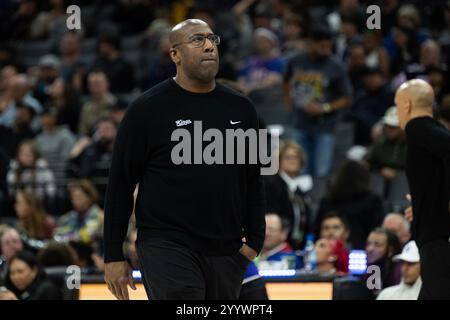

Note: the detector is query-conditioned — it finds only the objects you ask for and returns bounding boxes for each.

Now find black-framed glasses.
[172,34,221,48]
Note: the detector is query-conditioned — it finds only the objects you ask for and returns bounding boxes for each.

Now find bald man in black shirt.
[395,79,450,299]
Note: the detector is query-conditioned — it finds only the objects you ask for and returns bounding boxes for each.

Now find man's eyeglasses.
[172,34,221,49]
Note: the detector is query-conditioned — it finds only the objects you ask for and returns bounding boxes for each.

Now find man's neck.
[409,109,433,122]
[64,52,79,62]
[281,170,297,180]
[92,93,107,102]
[107,51,120,61]
[174,74,215,93]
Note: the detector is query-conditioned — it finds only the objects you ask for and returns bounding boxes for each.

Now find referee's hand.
[105,261,136,300]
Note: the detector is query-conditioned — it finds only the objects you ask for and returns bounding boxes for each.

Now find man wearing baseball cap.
[365,106,407,181]
[377,240,422,300]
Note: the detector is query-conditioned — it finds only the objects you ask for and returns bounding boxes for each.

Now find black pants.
[239,278,268,300]
[418,240,450,300]
[136,237,250,300]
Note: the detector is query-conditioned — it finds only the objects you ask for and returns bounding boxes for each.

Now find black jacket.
[265,174,312,249]
[6,274,62,300]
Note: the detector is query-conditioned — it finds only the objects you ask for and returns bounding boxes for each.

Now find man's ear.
[31,266,39,278]
[405,98,413,114]
[281,231,288,242]
[170,49,181,65]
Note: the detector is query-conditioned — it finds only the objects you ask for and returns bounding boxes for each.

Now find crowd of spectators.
[1,0,450,299]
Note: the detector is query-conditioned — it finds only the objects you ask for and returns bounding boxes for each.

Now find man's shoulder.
[58,126,76,140]
[126,79,174,113]
[285,52,309,66]
[377,285,401,300]
[291,51,309,60]
[216,82,249,100]
[216,82,255,111]
[139,78,174,98]
[406,116,450,140]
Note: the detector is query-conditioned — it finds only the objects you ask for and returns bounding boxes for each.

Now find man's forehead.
[184,25,213,36]
[385,215,403,224]
[370,235,386,242]
[170,20,212,44]
[324,217,343,225]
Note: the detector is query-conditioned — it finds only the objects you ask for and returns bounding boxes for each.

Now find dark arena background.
[0,0,449,306]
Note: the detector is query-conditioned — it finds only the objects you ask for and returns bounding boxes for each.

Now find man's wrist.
[240,243,258,260]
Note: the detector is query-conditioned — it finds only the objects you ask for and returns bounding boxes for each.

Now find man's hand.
[404,206,413,222]
[380,167,397,180]
[404,194,413,222]
[303,101,324,116]
[0,288,17,300]
[239,243,257,261]
[104,261,136,300]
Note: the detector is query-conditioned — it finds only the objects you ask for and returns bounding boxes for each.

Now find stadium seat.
[80,37,97,55]
[123,49,142,72]
[79,52,96,68]
[17,40,53,67]
[122,34,145,51]
[18,40,53,56]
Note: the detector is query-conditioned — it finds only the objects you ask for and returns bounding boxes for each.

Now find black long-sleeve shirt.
[103,79,266,262]
[405,116,450,248]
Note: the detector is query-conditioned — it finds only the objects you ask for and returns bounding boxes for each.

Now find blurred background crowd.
[0,0,449,300]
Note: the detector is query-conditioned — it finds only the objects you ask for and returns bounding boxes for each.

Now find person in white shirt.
[377,240,422,300]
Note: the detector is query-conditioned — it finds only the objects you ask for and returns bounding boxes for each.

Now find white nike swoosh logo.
[230,120,241,125]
